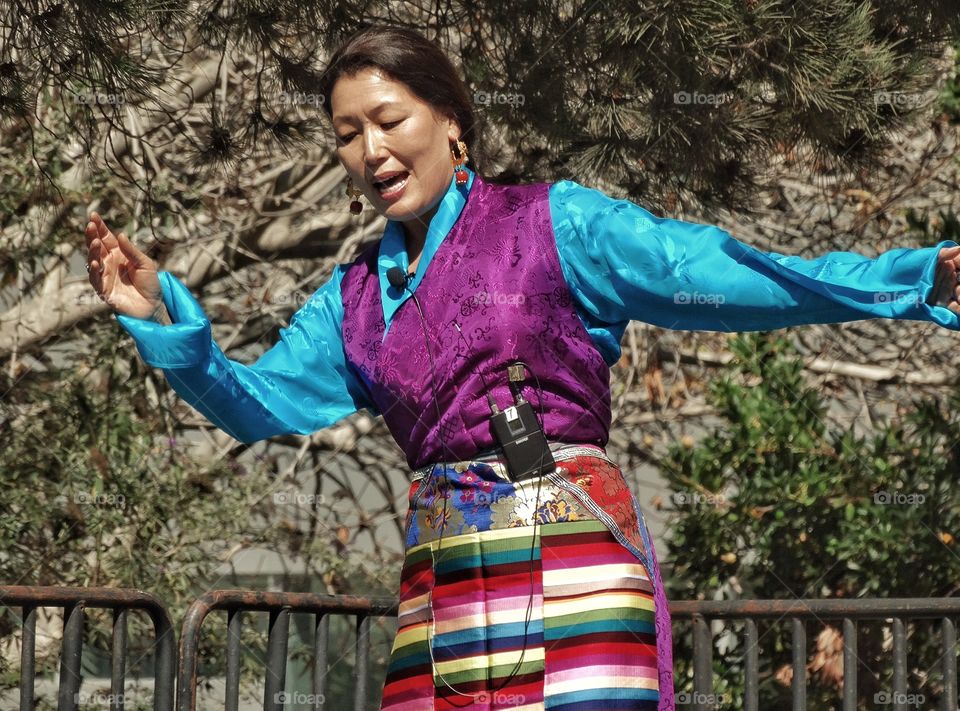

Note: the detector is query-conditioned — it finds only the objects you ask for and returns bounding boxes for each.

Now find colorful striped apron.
[379,444,674,710]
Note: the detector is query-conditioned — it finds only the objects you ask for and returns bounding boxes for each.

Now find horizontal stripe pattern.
[540,519,658,709]
[381,457,665,710]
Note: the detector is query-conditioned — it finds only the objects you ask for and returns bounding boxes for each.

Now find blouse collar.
[377,165,477,330]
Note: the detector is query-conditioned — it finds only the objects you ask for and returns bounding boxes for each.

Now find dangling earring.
[345,177,363,214]
[451,139,469,186]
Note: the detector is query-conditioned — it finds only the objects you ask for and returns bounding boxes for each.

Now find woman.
[84,25,960,711]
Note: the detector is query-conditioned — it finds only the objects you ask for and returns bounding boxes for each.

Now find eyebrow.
[332,101,400,126]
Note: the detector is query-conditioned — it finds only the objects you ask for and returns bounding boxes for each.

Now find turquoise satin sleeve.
[549,180,960,365]
[115,267,379,443]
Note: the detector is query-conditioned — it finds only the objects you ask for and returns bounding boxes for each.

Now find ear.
[446,114,461,143]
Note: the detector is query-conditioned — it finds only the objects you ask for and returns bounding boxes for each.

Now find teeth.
[377,173,408,194]
[375,172,407,188]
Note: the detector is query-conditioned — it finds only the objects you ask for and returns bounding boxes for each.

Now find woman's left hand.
[930,246,960,313]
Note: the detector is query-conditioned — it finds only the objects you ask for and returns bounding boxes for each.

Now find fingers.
[931,262,952,306]
[930,250,960,307]
[115,230,143,265]
[86,212,108,246]
[88,257,105,298]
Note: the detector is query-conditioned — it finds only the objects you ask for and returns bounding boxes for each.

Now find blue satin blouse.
[115,166,960,443]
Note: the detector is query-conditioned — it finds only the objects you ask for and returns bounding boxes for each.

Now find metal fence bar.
[892,617,907,711]
[263,608,290,711]
[744,618,758,711]
[225,609,242,711]
[691,613,711,711]
[57,601,84,711]
[842,617,857,711]
[111,607,128,711]
[791,617,806,711]
[20,604,36,711]
[942,617,957,711]
[354,615,370,711]
[0,585,176,711]
[313,613,329,711]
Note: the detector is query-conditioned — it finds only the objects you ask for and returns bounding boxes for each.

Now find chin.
[380,199,427,222]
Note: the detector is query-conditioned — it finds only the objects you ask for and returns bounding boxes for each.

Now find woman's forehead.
[331,69,417,115]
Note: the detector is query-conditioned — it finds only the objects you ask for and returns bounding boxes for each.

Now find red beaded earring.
[345,177,363,214]
[451,139,469,185]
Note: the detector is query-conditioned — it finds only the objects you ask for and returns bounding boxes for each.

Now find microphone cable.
[387,267,549,705]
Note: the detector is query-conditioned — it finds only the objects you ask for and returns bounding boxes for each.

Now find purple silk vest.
[339,175,612,470]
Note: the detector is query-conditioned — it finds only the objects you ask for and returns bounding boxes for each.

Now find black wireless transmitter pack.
[489,364,556,482]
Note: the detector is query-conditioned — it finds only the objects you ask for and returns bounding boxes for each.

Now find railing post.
[314,613,330,710]
[354,615,371,711]
[225,609,242,711]
[58,601,85,711]
[942,617,957,711]
[692,613,712,711]
[263,608,290,711]
[111,608,128,711]
[744,618,758,711]
[20,605,36,711]
[892,617,907,711]
[791,617,806,711]
[842,617,857,711]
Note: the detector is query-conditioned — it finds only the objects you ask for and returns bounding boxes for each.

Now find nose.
[362,127,389,170]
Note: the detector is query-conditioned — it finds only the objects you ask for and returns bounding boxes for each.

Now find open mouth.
[372,171,409,196]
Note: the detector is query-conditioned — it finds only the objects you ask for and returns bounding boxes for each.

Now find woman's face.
[331,67,460,230]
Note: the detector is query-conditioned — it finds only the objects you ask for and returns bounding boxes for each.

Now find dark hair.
[318,25,485,174]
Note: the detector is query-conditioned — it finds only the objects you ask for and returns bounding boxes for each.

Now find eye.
[382,119,403,129]
[336,131,357,143]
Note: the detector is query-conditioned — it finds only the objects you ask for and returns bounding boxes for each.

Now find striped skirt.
[379,445,674,711]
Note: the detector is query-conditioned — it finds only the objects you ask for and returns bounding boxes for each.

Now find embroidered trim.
[544,468,654,583]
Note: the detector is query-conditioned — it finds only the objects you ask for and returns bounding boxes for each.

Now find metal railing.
[3,586,958,710]
[0,585,176,711]
[670,598,960,711]
[177,590,397,711]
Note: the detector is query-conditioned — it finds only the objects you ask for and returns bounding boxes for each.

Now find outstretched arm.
[550,180,960,334]
[115,267,378,444]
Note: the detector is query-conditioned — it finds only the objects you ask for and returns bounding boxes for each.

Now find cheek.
[336,145,361,169]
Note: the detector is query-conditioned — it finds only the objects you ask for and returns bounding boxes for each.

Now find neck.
[401,203,439,264]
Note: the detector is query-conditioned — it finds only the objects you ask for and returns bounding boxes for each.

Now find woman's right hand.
[84,212,164,321]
